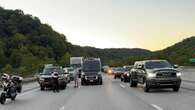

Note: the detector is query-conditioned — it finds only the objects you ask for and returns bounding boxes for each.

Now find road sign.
[189,58,195,63]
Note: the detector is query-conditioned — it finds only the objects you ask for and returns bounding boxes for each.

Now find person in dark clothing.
[52,72,59,92]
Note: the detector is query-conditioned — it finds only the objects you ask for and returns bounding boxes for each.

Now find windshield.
[41,67,64,75]
[71,64,82,68]
[83,61,101,72]
[145,61,172,69]
[67,68,74,72]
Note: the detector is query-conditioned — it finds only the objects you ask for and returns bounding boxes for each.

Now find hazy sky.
[0,0,195,50]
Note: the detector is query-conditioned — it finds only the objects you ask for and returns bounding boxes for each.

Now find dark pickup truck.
[37,66,67,91]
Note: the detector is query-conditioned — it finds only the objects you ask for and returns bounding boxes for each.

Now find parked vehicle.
[81,58,103,85]
[121,65,133,82]
[102,65,109,73]
[130,60,181,92]
[0,74,23,104]
[113,67,125,79]
[37,66,67,91]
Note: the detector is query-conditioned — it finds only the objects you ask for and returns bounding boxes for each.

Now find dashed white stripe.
[151,104,164,110]
[120,84,126,88]
[59,106,65,110]
[18,88,39,97]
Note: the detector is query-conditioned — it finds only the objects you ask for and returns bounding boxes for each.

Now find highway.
[0,74,195,110]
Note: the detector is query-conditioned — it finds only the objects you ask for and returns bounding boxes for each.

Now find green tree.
[59,52,71,67]
[2,64,13,74]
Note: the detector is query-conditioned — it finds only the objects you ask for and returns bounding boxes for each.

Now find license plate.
[90,80,93,82]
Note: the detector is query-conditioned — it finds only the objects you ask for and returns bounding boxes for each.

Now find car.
[81,58,103,85]
[113,67,125,79]
[121,66,133,82]
[130,60,181,92]
[37,66,67,91]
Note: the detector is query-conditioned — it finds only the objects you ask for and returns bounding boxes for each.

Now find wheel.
[130,79,137,87]
[144,82,150,92]
[0,93,6,104]
[40,86,45,91]
[17,86,22,93]
[99,79,103,85]
[114,75,116,79]
[124,78,127,82]
[81,79,85,86]
[121,78,123,82]
[61,84,66,90]
[11,95,16,101]
[173,87,180,92]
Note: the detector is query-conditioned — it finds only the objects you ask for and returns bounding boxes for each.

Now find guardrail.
[0,77,37,89]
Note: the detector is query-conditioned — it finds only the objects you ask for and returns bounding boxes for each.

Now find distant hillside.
[70,45,152,63]
[156,37,195,65]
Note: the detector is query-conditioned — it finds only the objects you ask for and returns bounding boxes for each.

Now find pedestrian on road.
[73,68,79,88]
[52,71,59,92]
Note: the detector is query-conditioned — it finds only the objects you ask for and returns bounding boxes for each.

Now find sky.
[0,0,195,51]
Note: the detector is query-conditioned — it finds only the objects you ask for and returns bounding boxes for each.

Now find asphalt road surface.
[0,75,195,110]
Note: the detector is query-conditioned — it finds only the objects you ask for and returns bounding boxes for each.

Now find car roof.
[134,60,168,65]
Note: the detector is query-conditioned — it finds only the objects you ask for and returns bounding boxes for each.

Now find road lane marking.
[151,104,164,110]
[120,84,126,88]
[59,106,65,110]
[18,88,39,97]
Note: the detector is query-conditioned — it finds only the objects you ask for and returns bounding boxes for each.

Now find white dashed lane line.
[120,84,126,88]
[59,106,65,110]
[151,104,164,110]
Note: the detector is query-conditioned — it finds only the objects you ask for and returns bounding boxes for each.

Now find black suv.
[130,60,181,92]
[37,66,67,90]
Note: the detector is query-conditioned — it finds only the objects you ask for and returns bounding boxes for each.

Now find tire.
[81,80,85,86]
[130,79,137,87]
[124,78,127,82]
[0,93,6,104]
[11,95,16,101]
[121,78,123,82]
[40,86,45,91]
[114,75,116,79]
[17,86,22,93]
[173,87,180,92]
[144,82,149,92]
[99,79,103,85]
[61,85,66,90]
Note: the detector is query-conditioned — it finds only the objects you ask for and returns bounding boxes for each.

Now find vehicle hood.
[40,75,52,78]
[83,72,99,76]
[113,71,124,73]
[146,68,179,73]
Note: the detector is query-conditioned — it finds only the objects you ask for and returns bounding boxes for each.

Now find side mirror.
[173,64,179,68]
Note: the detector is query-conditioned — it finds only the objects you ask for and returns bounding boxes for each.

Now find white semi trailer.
[70,57,83,69]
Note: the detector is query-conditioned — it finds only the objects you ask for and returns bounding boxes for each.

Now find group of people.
[51,68,80,93]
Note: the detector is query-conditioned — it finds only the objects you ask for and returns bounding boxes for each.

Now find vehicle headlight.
[177,72,181,77]
[148,73,156,78]
[82,72,85,75]
[39,78,44,81]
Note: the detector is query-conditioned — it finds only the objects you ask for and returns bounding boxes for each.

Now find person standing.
[52,71,59,92]
[73,68,79,88]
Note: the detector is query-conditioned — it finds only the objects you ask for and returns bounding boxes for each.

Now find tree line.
[0,7,194,77]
